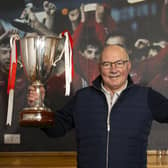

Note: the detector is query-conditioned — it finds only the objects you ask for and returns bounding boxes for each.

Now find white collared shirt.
[101,81,128,113]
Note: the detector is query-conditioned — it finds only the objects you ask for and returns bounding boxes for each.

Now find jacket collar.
[92,74,134,91]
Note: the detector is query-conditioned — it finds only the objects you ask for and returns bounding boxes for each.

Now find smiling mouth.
[109,75,120,78]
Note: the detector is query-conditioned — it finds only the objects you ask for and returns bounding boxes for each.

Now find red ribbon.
[7,41,17,94]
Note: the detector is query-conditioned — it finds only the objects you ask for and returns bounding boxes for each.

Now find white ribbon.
[64,32,72,96]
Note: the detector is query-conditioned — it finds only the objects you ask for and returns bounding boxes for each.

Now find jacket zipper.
[106,94,120,168]
[106,92,113,168]
[106,112,111,168]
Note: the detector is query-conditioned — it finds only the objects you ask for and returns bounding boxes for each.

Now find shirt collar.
[101,80,128,96]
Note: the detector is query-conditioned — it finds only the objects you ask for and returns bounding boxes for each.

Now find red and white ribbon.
[53,31,73,95]
[62,31,73,96]
[6,34,19,126]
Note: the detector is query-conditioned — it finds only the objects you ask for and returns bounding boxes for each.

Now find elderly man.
[28,45,168,168]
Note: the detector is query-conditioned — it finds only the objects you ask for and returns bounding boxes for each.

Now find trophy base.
[19,107,54,127]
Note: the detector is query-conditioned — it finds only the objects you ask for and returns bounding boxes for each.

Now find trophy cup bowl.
[19,34,64,127]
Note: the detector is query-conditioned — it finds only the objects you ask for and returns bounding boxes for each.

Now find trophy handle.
[52,43,65,67]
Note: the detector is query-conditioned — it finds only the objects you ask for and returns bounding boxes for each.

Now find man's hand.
[80,3,85,23]
[27,85,45,107]
[95,4,104,23]
[43,1,56,15]
[134,38,150,49]
[165,0,168,5]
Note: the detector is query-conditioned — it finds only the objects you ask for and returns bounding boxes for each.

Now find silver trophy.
[19,34,66,127]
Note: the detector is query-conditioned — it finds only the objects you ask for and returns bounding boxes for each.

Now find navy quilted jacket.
[43,75,168,168]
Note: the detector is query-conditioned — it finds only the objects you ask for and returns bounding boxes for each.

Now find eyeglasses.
[101,60,129,69]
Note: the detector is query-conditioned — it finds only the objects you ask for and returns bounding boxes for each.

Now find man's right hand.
[27,85,45,107]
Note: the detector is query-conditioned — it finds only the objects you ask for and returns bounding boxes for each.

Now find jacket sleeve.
[148,88,168,123]
[42,95,76,137]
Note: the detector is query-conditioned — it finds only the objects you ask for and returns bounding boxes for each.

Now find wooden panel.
[0,150,168,167]
[0,152,77,168]
[148,150,168,168]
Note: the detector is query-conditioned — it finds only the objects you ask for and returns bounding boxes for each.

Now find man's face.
[68,8,80,22]
[81,45,100,60]
[0,44,11,74]
[99,45,131,92]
